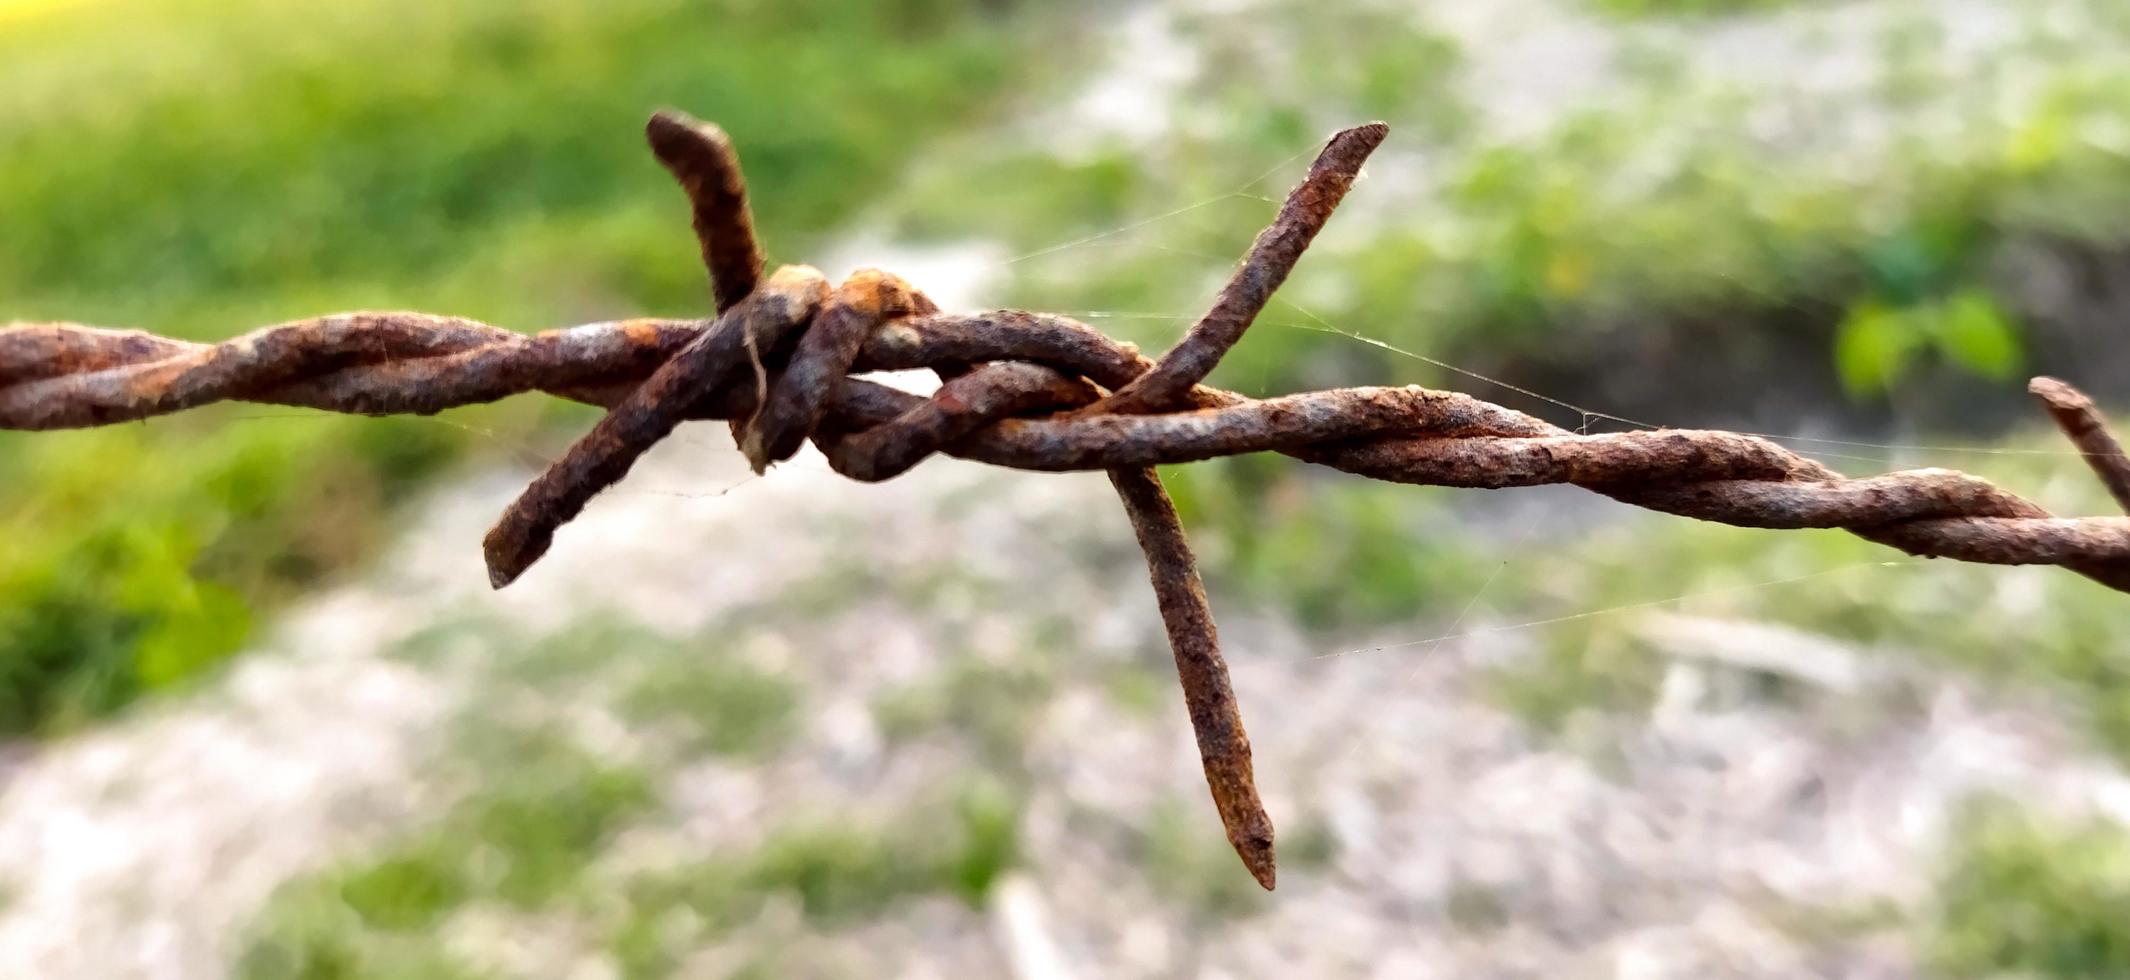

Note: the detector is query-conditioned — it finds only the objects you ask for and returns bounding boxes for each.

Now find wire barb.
[7,112,2130,890]
[1094,121,1388,417]
[2032,376,2130,514]
[645,109,764,314]
[1072,122,1388,888]
[1109,464,1276,890]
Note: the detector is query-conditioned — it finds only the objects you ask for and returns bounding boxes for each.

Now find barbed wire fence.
[6,110,2129,891]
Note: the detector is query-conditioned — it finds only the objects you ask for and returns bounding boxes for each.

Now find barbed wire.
[6,110,2129,891]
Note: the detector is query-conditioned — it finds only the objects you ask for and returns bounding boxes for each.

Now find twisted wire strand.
[8,110,2130,894]
[10,313,2128,581]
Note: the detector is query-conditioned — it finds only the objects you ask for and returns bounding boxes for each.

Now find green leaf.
[2004,102,2072,176]
[1932,289,2024,380]
[1834,299,1922,395]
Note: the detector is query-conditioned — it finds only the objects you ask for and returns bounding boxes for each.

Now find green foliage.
[1101,664,1168,719]
[239,898,491,980]
[603,779,1020,975]
[1486,631,1665,737]
[1137,798,1268,920]
[333,848,470,933]
[243,607,1030,974]
[1835,289,2023,395]
[889,0,2130,419]
[1926,798,2130,978]
[1280,814,1342,871]
[241,727,653,976]
[1163,459,1495,628]
[0,0,1068,731]
[1185,3,1472,141]
[428,723,661,907]
[448,613,808,764]
[872,652,1056,766]
[495,618,813,759]
[0,0,1036,329]
[1589,0,1801,17]
[1408,82,2120,390]
[252,771,1019,978]
[937,779,1023,903]
[617,663,801,759]
[745,780,1020,923]
[0,415,462,733]
[466,757,655,908]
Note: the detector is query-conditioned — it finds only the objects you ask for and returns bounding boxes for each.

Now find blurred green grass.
[0,0,1069,732]
[242,614,1025,980]
[884,0,2130,419]
[1928,797,2130,978]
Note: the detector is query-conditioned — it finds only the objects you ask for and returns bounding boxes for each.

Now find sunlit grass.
[0,0,1076,732]
[0,0,89,25]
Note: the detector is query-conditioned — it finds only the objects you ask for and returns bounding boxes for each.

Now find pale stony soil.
[0,648,455,979]
[0,427,2125,978]
[1045,0,2077,190]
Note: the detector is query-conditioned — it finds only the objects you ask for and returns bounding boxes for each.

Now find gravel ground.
[1,427,2126,978]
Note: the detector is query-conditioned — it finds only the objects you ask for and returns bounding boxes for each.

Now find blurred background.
[4,0,2130,976]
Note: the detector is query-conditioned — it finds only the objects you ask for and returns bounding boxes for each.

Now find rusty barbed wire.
[7,110,2130,890]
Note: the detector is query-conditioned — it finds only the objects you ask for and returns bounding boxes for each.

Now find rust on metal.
[1093,121,1388,416]
[817,361,1095,483]
[2032,376,2130,514]
[1068,121,1387,885]
[744,268,938,473]
[483,265,828,588]
[0,323,192,385]
[8,111,2130,890]
[646,109,765,314]
[1110,464,1276,890]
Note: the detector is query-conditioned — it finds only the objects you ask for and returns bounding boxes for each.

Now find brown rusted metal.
[2032,376,2130,514]
[11,314,2130,582]
[817,361,1095,483]
[10,112,2130,891]
[744,268,938,473]
[646,110,765,314]
[0,313,519,427]
[1109,464,1276,891]
[1092,121,1388,416]
[1073,123,1385,885]
[483,265,828,587]
[0,322,193,385]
